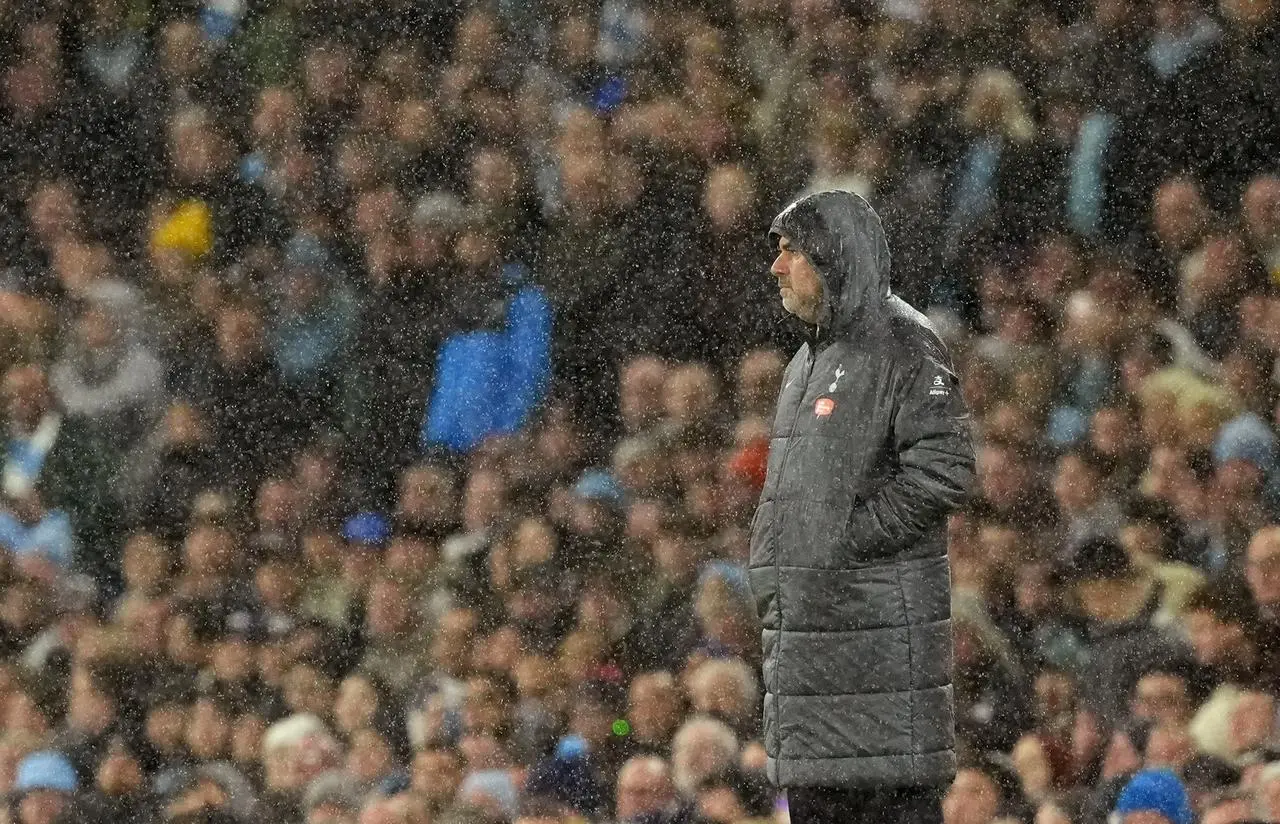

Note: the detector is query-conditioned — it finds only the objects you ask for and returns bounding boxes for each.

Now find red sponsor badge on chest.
[814,397,835,417]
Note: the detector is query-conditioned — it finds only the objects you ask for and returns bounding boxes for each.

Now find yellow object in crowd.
[151,199,214,259]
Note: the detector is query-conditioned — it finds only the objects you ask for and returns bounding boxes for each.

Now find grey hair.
[689,657,760,714]
[671,715,739,797]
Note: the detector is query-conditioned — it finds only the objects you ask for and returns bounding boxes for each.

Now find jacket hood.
[768,190,891,332]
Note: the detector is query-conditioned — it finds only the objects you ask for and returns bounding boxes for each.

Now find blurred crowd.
[0,0,1279,823]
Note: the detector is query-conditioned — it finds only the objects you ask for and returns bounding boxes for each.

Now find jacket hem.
[767,751,956,789]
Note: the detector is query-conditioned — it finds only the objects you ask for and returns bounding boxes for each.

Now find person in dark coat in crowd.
[1055,536,1188,728]
[691,163,803,367]
[748,190,977,823]
[340,196,457,509]
[71,739,160,824]
[178,301,300,495]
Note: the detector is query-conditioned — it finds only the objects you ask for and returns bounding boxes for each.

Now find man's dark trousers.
[787,785,944,824]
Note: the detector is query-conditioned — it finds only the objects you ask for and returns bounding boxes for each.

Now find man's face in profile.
[771,235,823,324]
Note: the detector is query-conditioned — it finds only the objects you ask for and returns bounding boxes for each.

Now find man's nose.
[770,255,786,277]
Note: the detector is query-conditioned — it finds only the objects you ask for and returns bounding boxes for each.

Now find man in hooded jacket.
[748,190,977,824]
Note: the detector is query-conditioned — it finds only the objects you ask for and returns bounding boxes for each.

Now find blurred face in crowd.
[384,535,438,584]
[1154,0,1199,32]
[1153,178,1210,250]
[771,235,823,324]
[352,188,407,243]
[628,672,683,743]
[392,97,438,152]
[3,365,51,429]
[146,702,188,752]
[557,630,605,684]
[1242,175,1280,246]
[211,634,256,683]
[1183,234,1248,308]
[736,349,784,413]
[96,744,143,797]
[1102,723,1145,781]
[976,522,1023,570]
[977,444,1032,508]
[454,226,501,276]
[703,164,757,233]
[255,478,297,531]
[285,664,335,718]
[430,609,477,677]
[653,530,701,585]
[620,357,669,433]
[469,147,522,210]
[215,305,266,367]
[461,469,507,532]
[1120,519,1170,564]
[577,577,629,637]
[617,756,676,821]
[1131,673,1192,725]
[464,675,511,736]
[1145,722,1193,771]
[251,86,300,148]
[452,8,502,65]
[1091,405,1141,459]
[335,134,379,191]
[303,43,354,105]
[19,789,68,824]
[159,21,203,77]
[1202,796,1255,824]
[1220,0,1276,27]
[1011,736,1052,803]
[187,698,231,760]
[341,541,381,587]
[663,364,719,427]
[162,402,209,447]
[561,151,611,218]
[232,713,266,765]
[1258,768,1280,822]
[302,530,343,573]
[27,180,79,243]
[68,667,113,733]
[473,624,521,675]
[1247,529,1280,613]
[1221,345,1271,406]
[346,729,393,783]
[255,559,301,611]
[410,747,462,806]
[1183,606,1249,667]
[4,55,60,118]
[169,112,229,183]
[5,688,50,739]
[122,532,170,595]
[1217,458,1264,511]
[398,464,456,527]
[1076,567,1147,625]
[1228,689,1275,756]
[355,80,395,134]
[366,578,413,639]
[615,440,668,497]
[943,768,1000,824]
[1052,453,1104,515]
[335,675,379,736]
[184,526,236,578]
[511,517,557,570]
[689,662,752,727]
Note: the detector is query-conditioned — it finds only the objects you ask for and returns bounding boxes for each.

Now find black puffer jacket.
[748,191,977,789]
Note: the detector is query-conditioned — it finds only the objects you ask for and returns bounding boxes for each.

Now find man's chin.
[782,298,818,324]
